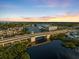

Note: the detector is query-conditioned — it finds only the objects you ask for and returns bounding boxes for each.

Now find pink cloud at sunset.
[0,15,79,22]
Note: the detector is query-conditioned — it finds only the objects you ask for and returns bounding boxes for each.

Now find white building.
[48,26,58,31]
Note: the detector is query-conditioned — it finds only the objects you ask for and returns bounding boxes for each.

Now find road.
[0,29,75,46]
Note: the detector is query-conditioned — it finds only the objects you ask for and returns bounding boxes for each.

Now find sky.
[0,0,79,18]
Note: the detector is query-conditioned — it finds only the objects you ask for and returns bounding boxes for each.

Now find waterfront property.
[66,30,79,40]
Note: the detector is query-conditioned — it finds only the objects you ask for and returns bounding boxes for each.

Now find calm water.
[27,40,79,59]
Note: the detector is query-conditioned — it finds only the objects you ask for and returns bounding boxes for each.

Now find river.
[27,40,79,59]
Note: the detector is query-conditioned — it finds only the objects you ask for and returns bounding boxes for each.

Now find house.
[66,31,79,39]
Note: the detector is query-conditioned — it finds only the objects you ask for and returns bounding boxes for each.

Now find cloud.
[0,14,79,22]
[35,0,71,8]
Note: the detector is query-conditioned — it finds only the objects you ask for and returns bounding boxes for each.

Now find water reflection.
[27,40,79,59]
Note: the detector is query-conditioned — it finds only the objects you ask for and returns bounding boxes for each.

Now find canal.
[27,40,79,59]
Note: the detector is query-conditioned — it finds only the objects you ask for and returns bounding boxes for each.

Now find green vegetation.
[49,33,79,48]
[49,35,54,41]
[62,40,79,48]
[0,22,79,29]
[49,33,65,41]
[56,34,77,48]
[0,22,30,29]
[55,33,65,41]
[22,28,31,34]
[0,42,30,59]
[62,42,76,48]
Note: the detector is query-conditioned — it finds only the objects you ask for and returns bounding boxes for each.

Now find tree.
[0,42,30,59]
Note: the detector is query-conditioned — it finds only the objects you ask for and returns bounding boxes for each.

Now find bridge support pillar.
[11,41,14,44]
[2,43,4,47]
[46,35,51,40]
[31,37,36,42]
[31,37,36,46]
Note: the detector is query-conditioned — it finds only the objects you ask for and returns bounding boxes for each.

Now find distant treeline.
[0,22,79,29]
[0,22,30,29]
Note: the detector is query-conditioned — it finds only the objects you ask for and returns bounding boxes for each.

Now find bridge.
[0,29,75,47]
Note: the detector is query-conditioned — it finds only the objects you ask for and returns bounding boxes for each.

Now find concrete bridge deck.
[0,29,75,47]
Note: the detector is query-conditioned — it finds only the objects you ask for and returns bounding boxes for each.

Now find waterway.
[27,40,79,59]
